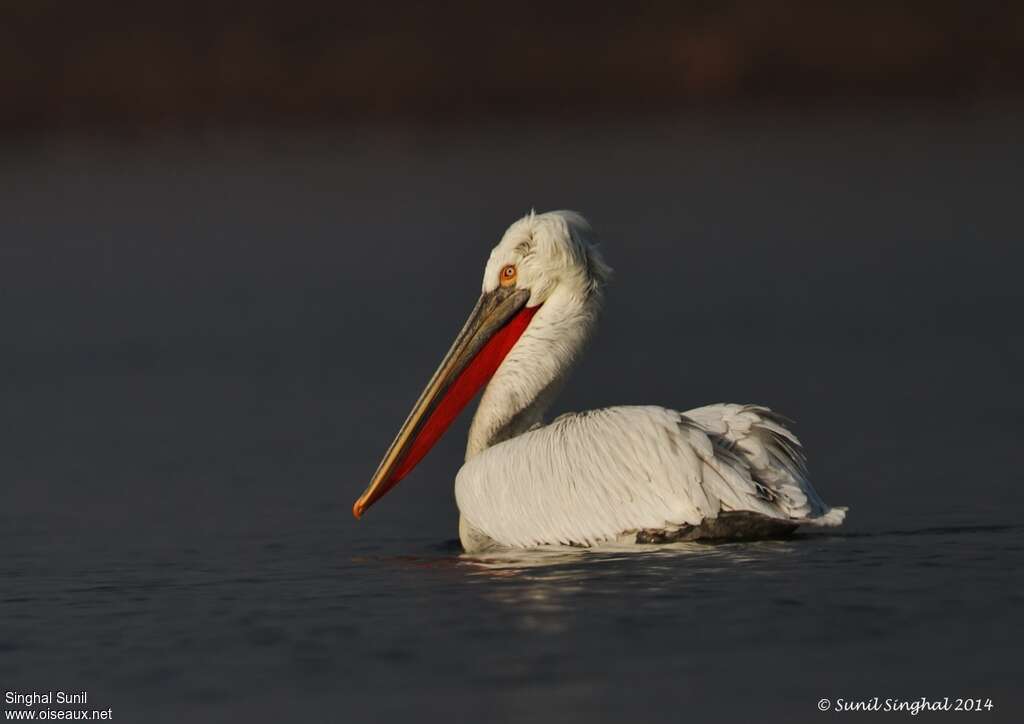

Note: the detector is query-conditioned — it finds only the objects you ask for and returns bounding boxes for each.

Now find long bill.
[353,286,537,518]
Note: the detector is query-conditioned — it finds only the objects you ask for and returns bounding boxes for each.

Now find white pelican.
[354,211,847,551]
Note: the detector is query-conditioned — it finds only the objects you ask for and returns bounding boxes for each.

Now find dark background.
[2,3,1023,722]
[3,1,1024,134]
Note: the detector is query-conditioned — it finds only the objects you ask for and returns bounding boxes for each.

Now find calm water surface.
[2,112,1023,721]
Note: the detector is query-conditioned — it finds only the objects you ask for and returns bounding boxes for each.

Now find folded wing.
[455,404,846,548]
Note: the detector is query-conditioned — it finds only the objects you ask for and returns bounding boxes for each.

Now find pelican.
[353,211,847,551]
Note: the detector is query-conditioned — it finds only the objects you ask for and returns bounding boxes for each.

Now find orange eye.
[499,264,517,287]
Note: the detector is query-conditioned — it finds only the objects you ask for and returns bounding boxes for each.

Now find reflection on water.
[355,524,1024,649]
[457,541,807,632]
[462,538,802,570]
[5,512,1022,722]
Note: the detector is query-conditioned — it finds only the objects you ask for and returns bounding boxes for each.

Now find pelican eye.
[499,264,517,287]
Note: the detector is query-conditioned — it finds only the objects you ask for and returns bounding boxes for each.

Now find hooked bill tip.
[352,499,365,519]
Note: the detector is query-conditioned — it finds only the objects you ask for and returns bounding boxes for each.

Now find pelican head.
[482,210,609,307]
[353,210,610,518]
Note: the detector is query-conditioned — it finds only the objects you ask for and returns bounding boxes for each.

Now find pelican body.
[354,211,846,551]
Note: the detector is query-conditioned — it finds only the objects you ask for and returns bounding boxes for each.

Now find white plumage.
[356,210,847,551]
[457,404,845,551]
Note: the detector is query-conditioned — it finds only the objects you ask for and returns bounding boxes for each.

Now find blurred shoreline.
[5,100,1024,151]
[3,1,1022,137]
